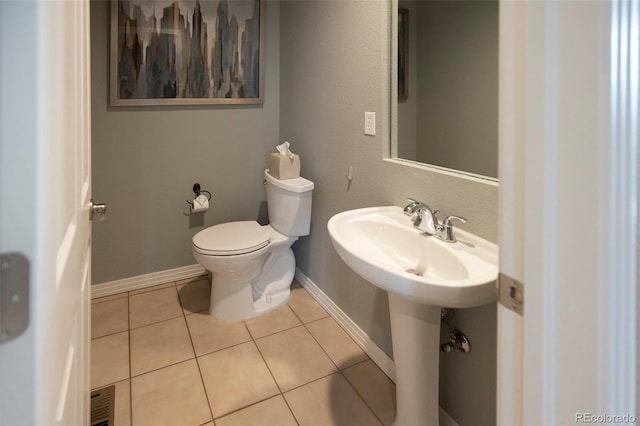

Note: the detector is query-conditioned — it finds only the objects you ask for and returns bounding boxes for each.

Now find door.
[0,0,93,424]
[498,0,637,424]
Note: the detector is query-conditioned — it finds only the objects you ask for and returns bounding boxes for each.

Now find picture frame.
[110,0,264,106]
[398,8,409,100]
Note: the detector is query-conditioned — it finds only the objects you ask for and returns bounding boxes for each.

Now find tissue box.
[268,153,301,180]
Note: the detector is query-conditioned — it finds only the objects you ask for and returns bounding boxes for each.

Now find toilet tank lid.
[265,169,314,193]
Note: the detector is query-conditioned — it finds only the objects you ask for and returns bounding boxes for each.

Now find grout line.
[129,355,198,379]
[212,394,292,423]
[337,367,387,426]
[294,287,387,424]
[279,394,301,426]
[301,320,341,372]
[180,285,216,424]
[247,321,303,341]
[128,312,186,331]
[249,309,300,425]
[252,335,286,396]
[293,323,375,417]
[288,288,382,423]
[192,352,216,422]
[91,328,130,341]
[194,337,253,359]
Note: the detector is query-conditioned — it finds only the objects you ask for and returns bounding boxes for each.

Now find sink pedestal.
[388,293,441,426]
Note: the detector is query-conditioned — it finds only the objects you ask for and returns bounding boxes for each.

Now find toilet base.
[209,247,296,322]
[209,275,291,321]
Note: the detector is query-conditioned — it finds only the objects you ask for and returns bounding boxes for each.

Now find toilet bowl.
[192,169,314,321]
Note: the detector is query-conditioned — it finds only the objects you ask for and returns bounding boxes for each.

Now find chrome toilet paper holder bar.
[186,183,211,207]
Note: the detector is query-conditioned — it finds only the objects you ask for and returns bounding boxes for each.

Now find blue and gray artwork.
[117,0,260,99]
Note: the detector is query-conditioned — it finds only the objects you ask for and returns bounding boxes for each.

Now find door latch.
[0,253,30,343]
[498,272,524,315]
[90,199,107,222]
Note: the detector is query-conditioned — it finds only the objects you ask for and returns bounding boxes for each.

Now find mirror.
[392,0,499,180]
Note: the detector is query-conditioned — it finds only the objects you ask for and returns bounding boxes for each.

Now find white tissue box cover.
[268,153,300,180]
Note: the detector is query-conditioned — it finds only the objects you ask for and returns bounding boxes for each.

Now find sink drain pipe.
[440,308,472,353]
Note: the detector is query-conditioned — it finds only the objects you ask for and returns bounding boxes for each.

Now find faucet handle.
[439,215,467,243]
[442,215,467,227]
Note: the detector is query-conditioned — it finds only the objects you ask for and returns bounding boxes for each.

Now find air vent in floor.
[90,385,115,426]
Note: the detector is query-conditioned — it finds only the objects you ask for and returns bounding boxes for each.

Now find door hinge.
[498,272,524,316]
[0,253,30,343]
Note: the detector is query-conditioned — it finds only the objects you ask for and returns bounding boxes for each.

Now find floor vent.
[90,385,115,426]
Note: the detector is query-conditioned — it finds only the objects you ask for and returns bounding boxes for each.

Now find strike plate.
[0,253,30,343]
[498,272,524,316]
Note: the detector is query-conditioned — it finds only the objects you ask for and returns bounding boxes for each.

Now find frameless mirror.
[392,0,499,180]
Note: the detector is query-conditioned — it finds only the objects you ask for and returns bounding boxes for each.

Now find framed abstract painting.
[110,0,264,106]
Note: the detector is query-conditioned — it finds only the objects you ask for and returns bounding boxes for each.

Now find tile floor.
[91,277,396,426]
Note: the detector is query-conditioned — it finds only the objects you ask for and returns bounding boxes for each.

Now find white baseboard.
[92,264,206,298]
[294,268,459,426]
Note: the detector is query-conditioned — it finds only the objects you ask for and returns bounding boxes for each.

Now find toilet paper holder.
[186,183,211,208]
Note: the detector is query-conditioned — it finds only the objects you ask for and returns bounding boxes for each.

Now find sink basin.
[327,206,498,308]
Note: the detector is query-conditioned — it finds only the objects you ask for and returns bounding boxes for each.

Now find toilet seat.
[192,221,270,256]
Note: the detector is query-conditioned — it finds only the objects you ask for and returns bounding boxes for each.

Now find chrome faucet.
[403,199,439,235]
[403,199,467,242]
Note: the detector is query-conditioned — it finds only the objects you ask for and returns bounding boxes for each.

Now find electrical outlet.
[364,112,376,136]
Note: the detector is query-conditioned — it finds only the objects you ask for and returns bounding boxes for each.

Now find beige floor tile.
[177,278,211,315]
[130,317,194,376]
[114,380,131,426]
[198,341,280,418]
[343,360,396,425]
[129,282,175,296]
[92,297,129,339]
[255,326,336,392]
[306,317,368,369]
[129,286,183,329]
[91,331,129,390]
[244,305,302,339]
[288,286,328,323]
[284,373,382,426]
[131,359,211,426]
[92,292,128,304]
[215,395,297,426]
[185,311,251,356]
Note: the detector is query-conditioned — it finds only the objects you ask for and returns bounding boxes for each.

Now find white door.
[0,0,93,424]
[498,0,637,424]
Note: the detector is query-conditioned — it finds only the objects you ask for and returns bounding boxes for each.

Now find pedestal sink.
[327,206,498,426]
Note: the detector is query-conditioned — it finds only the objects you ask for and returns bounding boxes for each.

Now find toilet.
[191,169,314,321]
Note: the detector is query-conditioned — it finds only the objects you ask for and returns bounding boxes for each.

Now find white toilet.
[191,169,314,321]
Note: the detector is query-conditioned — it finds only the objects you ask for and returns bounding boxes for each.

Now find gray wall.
[279,1,497,425]
[90,0,280,284]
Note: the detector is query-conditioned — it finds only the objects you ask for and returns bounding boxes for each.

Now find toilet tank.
[264,169,314,236]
